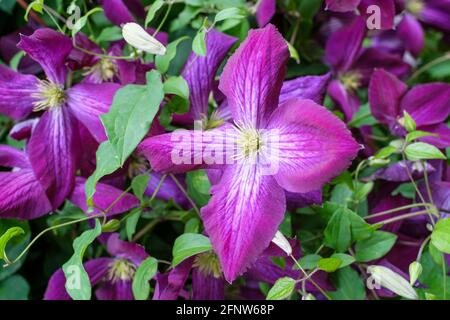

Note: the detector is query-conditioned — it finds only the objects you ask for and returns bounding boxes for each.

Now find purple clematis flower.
[138,24,360,282]
[101,0,146,26]
[45,233,150,300]
[325,16,410,120]
[370,160,435,182]
[369,68,450,148]
[0,28,120,211]
[401,0,450,32]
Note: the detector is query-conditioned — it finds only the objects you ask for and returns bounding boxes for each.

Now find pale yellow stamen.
[32,80,66,112]
[84,58,118,83]
[339,72,362,92]
[407,0,424,15]
[232,120,263,161]
[193,252,222,279]
[107,259,137,283]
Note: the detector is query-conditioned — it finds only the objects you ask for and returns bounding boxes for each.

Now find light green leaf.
[405,130,437,143]
[101,219,121,232]
[374,146,397,159]
[287,42,300,64]
[97,26,123,42]
[71,7,103,37]
[296,254,321,270]
[0,227,25,264]
[355,231,397,262]
[101,70,164,164]
[348,103,378,128]
[132,257,158,300]
[126,208,142,241]
[62,220,102,300]
[330,253,355,268]
[9,51,25,71]
[24,0,43,21]
[145,0,165,28]
[186,170,211,207]
[354,181,374,202]
[192,30,207,56]
[431,218,450,254]
[0,275,29,300]
[163,76,190,114]
[0,220,30,281]
[405,142,446,161]
[403,110,416,132]
[266,277,296,300]
[155,37,189,73]
[409,261,422,285]
[131,174,150,203]
[317,257,342,272]
[329,267,366,300]
[213,7,246,23]
[184,218,200,233]
[172,233,212,267]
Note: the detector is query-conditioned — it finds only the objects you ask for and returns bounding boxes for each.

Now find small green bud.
[408,261,422,285]
[102,219,121,232]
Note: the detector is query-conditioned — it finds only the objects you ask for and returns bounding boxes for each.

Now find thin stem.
[16,0,46,26]
[422,160,434,206]
[416,235,431,262]
[43,7,64,33]
[147,174,167,204]
[408,52,450,83]
[153,3,173,36]
[104,186,133,213]
[378,210,431,226]
[169,173,200,215]
[364,203,435,220]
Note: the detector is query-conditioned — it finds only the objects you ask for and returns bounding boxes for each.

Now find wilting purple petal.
[418,123,450,148]
[368,68,407,124]
[325,17,366,72]
[44,258,112,300]
[0,64,39,120]
[17,28,72,84]
[397,14,424,56]
[327,79,360,120]
[154,258,194,300]
[256,0,276,26]
[28,107,80,208]
[201,164,286,282]
[325,0,361,12]
[69,177,139,216]
[0,170,52,219]
[400,83,450,127]
[0,145,29,169]
[279,73,331,105]
[67,83,120,141]
[219,24,289,128]
[267,99,360,193]
[102,0,134,25]
[9,118,39,141]
[182,30,237,121]
[192,268,225,300]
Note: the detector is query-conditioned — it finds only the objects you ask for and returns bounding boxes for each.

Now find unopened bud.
[367,265,418,300]
[271,231,292,256]
[122,22,166,55]
[101,219,121,232]
[408,261,422,285]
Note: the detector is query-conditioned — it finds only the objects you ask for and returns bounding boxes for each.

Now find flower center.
[339,72,362,92]
[85,58,118,83]
[201,110,226,130]
[193,252,222,278]
[127,154,149,178]
[233,121,263,160]
[107,259,137,283]
[407,0,424,15]
[32,80,67,111]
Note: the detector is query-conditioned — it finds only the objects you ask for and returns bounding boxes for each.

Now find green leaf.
[354,182,374,202]
[145,0,165,28]
[374,146,397,159]
[287,42,300,64]
[101,70,164,164]
[0,227,25,264]
[392,182,416,199]
[24,0,43,21]
[125,208,142,241]
[131,174,150,203]
[0,275,29,300]
[163,76,190,114]
[317,257,342,272]
[429,242,444,265]
[172,233,212,267]
[405,142,446,161]
[354,231,397,262]
[330,253,355,268]
[101,219,121,232]
[132,257,158,300]
[9,51,25,71]
[213,7,246,23]
[186,170,211,207]
[405,130,437,143]
[192,30,207,56]
[0,220,30,281]
[184,218,200,233]
[431,218,450,254]
[324,208,351,252]
[403,110,416,132]
[155,37,189,73]
[329,267,366,300]
[71,7,103,37]
[62,220,102,300]
[348,103,378,128]
[296,254,322,270]
[266,277,296,300]
[85,141,121,205]
[97,26,123,42]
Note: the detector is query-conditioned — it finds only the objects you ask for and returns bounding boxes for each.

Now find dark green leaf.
[0,275,29,300]
[145,0,165,28]
[155,37,189,73]
[329,267,366,300]
[355,231,397,262]
[132,174,150,203]
[172,233,212,267]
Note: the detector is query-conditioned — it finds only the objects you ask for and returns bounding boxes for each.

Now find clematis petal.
[368,69,407,124]
[397,14,424,56]
[400,83,450,126]
[28,107,80,208]
[420,0,450,32]
[0,145,29,169]
[181,29,237,121]
[192,268,225,300]
[255,0,276,27]
[279,73,331,105]
[201,164,286,282]
[153,257,194,300]
[325,0,361,12]
[0,170,52,220]
[327,79,360,120]
[67,83,120,142]
[0,64,39,120]
[102,0,134,25]
[286,190,322,210]
[325,17,366,72]
[267,99,360,193]
[371,160,435,182]
[219,24,289,128]
[44,258,112,300]
[17,28,72,84]
[145,172,189,208]
[359,0,395,30]
[69,177,139,216]
[96,280,133,300]
[138,123,235,173]
[106,233,148,264]
[8,118,39,141]
[418,124,450,148]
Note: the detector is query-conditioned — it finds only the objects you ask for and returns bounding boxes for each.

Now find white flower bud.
[122,22,166,55]
[367,265,418,300]
[271,231,292,256]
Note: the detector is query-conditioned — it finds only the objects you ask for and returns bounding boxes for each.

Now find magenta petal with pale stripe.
[67,83,120,142]
[69,177,139,216]
[397,14,424,56]
[279,73,331,105]
[28,107,80,208]
[219,24,289,128]
[17,28,72,85]
[267,99,360,193]
[0,64,39,120]
[201,164,286,282]
[106,233,148,264]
